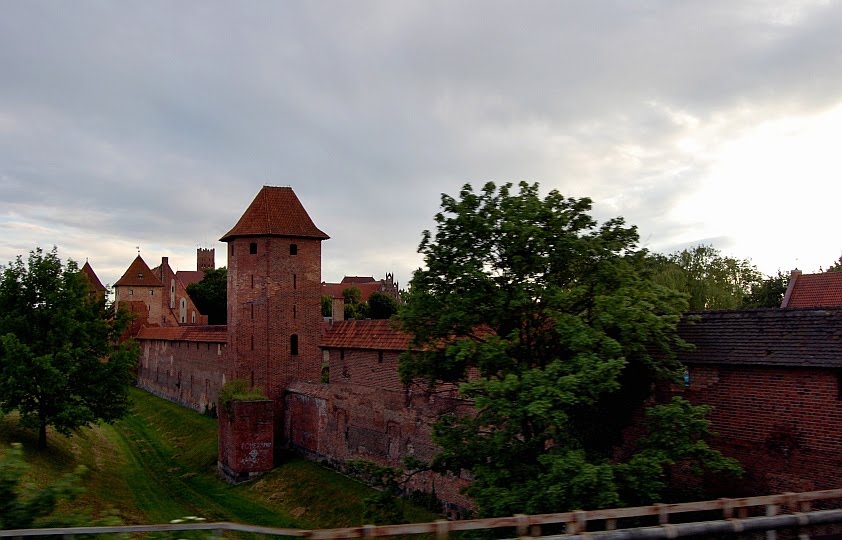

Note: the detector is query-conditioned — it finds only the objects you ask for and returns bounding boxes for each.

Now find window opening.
[290,244,298,255]
[249,242,257,255]
[290,334,299,355]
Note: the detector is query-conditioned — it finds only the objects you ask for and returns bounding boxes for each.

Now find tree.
[321,295,333,318]
[342,286,368,320]
[647,245,763,310]
[743,270,789,308]
[186,267,227,325]
[398,182,740,516]
[0,248,138,449]
[367,291,399,319]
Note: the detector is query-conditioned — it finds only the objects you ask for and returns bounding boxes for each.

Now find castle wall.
[327,348,404,391]
[284,380,475,514]
[137,337,229,413]
[679,363,842,494]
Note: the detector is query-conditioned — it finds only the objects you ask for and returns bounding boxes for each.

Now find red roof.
[322,282,384,302]
[80,261,106,292]
[135,325,228,343]
[321,320,410,351]
[782,272,842,308]
[220,186,329,242]
[176,270,205,288]
[341,276,376,284]
[114,256,163,288]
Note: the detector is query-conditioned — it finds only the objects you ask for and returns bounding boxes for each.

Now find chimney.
[162,256,169,267]
[332,297,345,322]
[780,268,801,308]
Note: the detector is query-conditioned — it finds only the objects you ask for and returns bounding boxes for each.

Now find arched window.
[290,334,299,355]
[180,298,187,323]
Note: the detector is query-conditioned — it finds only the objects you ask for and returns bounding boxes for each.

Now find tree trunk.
[38,420,47,450]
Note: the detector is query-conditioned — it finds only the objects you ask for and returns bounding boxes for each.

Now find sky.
[2,1,842,288]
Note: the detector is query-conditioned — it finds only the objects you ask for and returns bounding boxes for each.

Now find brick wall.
[285,380,475,514]
[680,363,842,494]
[137,338,230,413]
[327,348,404,391]
[226,236,324,402]
[218,399,275,483]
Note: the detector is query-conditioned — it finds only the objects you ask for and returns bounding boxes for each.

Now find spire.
[220,186,329,242]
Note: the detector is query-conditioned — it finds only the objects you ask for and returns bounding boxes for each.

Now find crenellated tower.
[220,186,329,403]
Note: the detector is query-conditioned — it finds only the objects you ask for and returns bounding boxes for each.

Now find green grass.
[0,387,440,528]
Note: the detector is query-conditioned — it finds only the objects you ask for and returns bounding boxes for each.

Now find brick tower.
[220,186,329,405]
[197,248,215,271]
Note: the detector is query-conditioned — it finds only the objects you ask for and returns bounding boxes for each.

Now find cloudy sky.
[2,1,842,287]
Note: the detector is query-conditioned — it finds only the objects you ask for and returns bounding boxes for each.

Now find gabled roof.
[114,256,163,287]
[136,325,228,343]
[341,276,376,284]
[678,308,842,368]
[322,281,385,302]
[781,271,842,308]
[80,261,106,292]
[176,270,205,288]
[321,320,410,351]
[220,186,329,242]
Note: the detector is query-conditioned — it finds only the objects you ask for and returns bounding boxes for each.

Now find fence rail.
[3,488,842,539]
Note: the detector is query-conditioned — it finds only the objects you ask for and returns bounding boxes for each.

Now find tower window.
[249,242,257,255]
[293,304,297,319]
[290,244,298,255]
[251,335,254,350]
[290,334,299,355]
[293,274,297,289]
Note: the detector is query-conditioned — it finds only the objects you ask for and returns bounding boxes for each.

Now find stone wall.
[285,381,475,514]
[218,399,275,483]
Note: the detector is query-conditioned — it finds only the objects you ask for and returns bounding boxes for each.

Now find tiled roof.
[678,308,842,368]
[114,256,163,287]
[321,320,410,351]
[80,261,106,292]
[136,325,228,343]
[322,282,384,302]
[782,272,842,308]
[220,186,329,242]
[176,270,205,288]
[341,276,376,284]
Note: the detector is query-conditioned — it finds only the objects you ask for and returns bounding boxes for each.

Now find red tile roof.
[321,320,410,351]
[782,272,842,308]
[322,282,385,302]
[80,261,106,292]
[135,325,228,343]
[679,308,842,368]
[176,270,205,288]
[341,276,376,284]
[220,186,329,242]
[114,256,163,288]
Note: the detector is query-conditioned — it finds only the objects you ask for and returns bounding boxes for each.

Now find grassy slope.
[0,387,439,528]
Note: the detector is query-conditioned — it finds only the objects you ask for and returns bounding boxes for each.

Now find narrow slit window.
[293,274,297,289]
[290,334,299,355]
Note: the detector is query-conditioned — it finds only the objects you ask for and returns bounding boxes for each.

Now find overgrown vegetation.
[398,182,742,517]
[218,378,267,411]
[186,267,228,325]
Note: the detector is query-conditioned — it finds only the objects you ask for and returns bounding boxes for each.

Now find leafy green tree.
[0,248,138,449]
[648,245,763,310]
[321,295,333,318]
[342,286,368,320]
[398,182,739,516]
[367,291,399,319]
[186,267,227,325]
[0,443,85,529]
[743,270,789,308]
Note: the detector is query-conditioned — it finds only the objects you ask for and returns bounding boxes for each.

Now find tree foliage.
[398,182,740,516]
[342,286,368,320]
[646,245,763,310]
[367,291,399,319]
[186,267,227,325]
[0,248,138,449]
[743,270,789,308]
